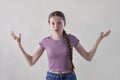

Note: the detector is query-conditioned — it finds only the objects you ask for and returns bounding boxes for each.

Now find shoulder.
[41,35,51,41]
[68,33,78,39]
[39,35,51,48]
[68,33,80,46]
[39,35,52,44]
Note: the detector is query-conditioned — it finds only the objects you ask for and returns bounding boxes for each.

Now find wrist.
[96,37,102,44]
[17,42,21,46]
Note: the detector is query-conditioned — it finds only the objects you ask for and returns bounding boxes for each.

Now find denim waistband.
[46,71,77,80]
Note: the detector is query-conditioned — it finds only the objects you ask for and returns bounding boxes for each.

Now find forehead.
[49,16,63,22]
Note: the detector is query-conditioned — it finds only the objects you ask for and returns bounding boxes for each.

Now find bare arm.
[75,30,111,61]
[10,31,44,66]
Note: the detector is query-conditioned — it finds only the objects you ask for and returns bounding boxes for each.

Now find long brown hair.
[48,11,74,71]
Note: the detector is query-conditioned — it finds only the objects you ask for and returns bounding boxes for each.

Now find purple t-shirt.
[39,34,79,71]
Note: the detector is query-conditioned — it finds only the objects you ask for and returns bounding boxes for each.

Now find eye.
[51,22,55,25]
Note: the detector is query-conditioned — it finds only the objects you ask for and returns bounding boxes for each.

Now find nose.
[54,23,59,28]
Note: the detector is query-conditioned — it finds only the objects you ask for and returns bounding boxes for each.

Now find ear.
[48,23,50,27]
[64,22,66,27]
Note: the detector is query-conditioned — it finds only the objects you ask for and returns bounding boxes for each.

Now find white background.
[0,0,120,80]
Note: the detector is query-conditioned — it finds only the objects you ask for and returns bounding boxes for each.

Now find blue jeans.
[46,71,77,80]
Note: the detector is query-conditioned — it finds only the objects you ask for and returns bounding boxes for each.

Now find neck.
[52,32,63,40]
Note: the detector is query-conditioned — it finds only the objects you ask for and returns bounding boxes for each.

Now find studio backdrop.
[0,0,120,80]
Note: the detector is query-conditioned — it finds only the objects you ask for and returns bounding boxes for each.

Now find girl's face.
[49,16,66,34]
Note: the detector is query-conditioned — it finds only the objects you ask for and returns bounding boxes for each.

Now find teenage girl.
[11,11,111,80]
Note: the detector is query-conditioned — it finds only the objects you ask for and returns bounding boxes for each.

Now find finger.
[100,32,104,36]
[10,31,14,36]
[10,31,17,39]
[107,30,111,35]
[105,30,111,36]
[18,34,21,38]
[11,31,15,37]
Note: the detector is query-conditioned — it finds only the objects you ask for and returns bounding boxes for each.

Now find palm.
[10,31,21,44]
[100,30,111,39]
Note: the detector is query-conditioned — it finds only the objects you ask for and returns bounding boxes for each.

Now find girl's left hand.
[99,30,111,40]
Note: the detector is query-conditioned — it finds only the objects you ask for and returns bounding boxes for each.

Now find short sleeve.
[39,38,45,48]
[69,34,79,46]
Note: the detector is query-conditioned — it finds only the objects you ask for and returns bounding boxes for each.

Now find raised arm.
[10,31,44,66]
[75,30,111,61]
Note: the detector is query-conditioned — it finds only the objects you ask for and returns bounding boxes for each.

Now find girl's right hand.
[10,31,21,44]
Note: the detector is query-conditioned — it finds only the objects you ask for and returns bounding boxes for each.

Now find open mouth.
[55,29,59,32]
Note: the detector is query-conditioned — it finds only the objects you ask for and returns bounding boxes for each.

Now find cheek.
[49,24,53,27]
[49,25,55,30]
